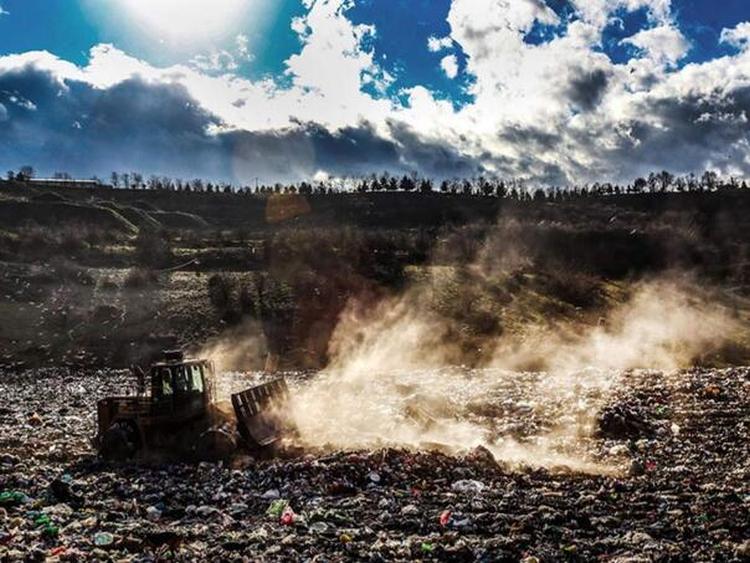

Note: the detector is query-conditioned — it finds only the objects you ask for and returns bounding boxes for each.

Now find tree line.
[5,166,750,200]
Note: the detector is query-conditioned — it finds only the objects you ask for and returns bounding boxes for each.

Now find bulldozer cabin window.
[174,367,190,393]
[155,368,174,397]
[190,365,204,393]
[153,365,203,399]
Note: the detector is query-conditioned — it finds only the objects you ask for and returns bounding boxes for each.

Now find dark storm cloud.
[388,121,486,177]
[499,125,560,150]
[224,121,403,181]
[593,86,750,179]
[0,66,226,178]
[491,125,569,185]
[567,68,610,111]
[226,120,488,182]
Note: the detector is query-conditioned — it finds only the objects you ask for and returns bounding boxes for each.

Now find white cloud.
[401,0,750,183]
[443,0,604,129]
[190,50,239,73]
[0,5,8,16]
[721,22,750,51]
[236,34,252,60]
[440,54,459,79]
[84,44,160,88]
[291,16,309,36]
[571,0,672,29]
[281,0,393,128]
[622,24,690,65]
[189,33,253,74]
[0,50,84,84]
[428,35,452,52]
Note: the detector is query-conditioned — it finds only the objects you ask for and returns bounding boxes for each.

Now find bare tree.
[657,170,674,192]
[701,170,718,191]
[18,165,35,181]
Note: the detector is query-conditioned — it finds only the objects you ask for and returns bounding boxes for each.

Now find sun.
[119,0,251,44]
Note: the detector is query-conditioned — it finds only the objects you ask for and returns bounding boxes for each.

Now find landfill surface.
[1,367,749,561]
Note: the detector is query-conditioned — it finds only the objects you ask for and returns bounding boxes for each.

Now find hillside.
[1,179,750,369]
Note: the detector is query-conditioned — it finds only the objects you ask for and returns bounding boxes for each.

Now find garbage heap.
[0,367,748,561]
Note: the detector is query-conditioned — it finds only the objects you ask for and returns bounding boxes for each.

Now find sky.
[0,0,748,185]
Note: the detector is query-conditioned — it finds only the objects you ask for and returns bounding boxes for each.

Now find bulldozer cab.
[149,357,215,418]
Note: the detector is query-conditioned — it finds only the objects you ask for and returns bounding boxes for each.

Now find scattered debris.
[597,402,654,439]
[0,367,747,559]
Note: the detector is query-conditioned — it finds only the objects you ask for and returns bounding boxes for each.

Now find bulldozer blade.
[232,378,292,450]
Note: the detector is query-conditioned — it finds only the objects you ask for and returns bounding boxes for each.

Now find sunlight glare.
[120,0,251,43]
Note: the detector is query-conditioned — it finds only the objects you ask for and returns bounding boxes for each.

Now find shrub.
[98,276,119,291]
[239,283,258,317]
[49,260,95,286]
[91,304,123,323]
[59,227,87,256]
[542,269,602,308]
[207,274,245,323]
[207,274,235,311]
[123,267,159,289]
[134,229,172,268]
[16,223,116,259]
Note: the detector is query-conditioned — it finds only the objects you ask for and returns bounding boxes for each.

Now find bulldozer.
[93,351,292,461]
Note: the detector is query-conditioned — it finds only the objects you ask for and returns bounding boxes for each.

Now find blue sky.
[0,0,749,184]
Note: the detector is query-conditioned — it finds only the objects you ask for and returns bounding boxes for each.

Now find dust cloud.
[192,215,742,472]
[195,319,267,377]
[490,278,737,373]
[287,276,740,472]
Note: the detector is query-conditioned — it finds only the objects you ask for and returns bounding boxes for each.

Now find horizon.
[4,165,748,193]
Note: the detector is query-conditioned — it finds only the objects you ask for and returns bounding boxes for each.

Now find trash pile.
[0,367,748,560]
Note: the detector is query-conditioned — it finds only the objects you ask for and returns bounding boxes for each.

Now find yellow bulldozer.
[93,351,291,461]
